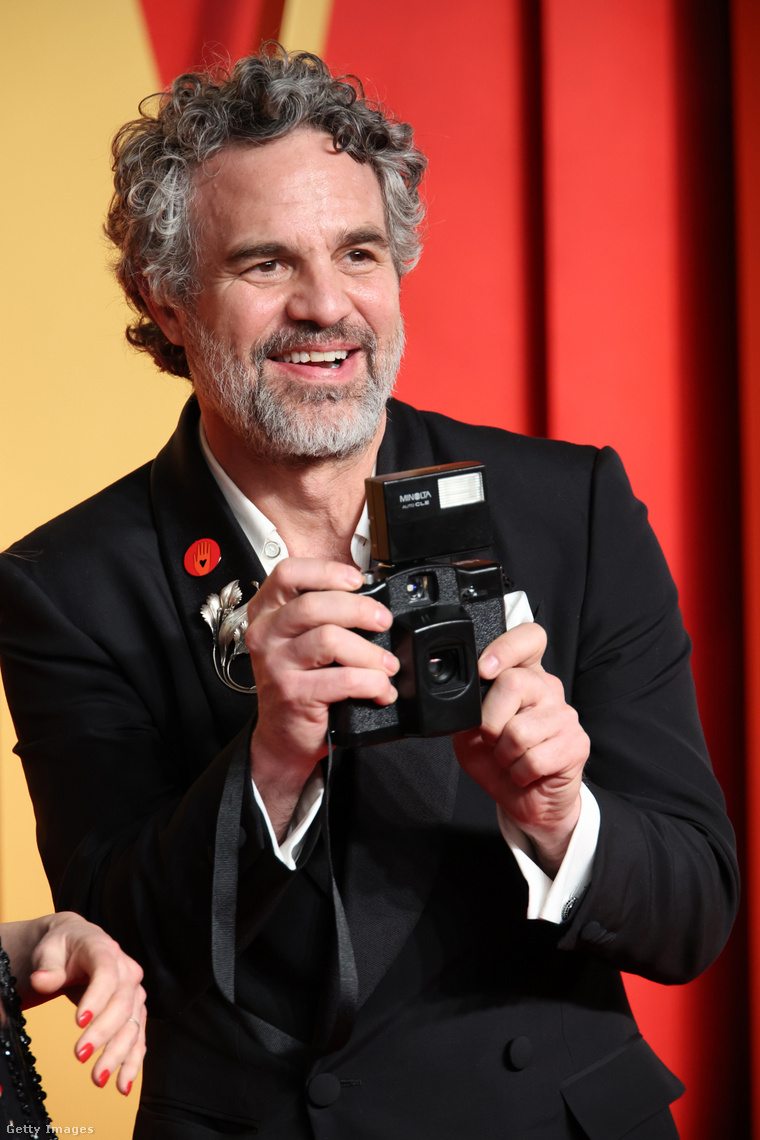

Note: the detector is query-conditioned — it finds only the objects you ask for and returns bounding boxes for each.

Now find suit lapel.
[376,398,437,475]
[149,398,264,739]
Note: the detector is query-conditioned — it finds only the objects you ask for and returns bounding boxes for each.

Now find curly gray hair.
[105,44,427,378]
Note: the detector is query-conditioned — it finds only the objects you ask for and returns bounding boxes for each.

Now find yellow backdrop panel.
[280,0,333,54]
[1,0,186,1134]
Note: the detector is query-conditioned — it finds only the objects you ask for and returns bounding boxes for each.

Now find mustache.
[249,321,378,365]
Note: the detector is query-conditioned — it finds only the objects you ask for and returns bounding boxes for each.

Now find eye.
[239,258,289,282]
[345,249,375,266]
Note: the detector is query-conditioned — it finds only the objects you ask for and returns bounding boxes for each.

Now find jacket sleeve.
[0,554,312,1017]
[555,446,739,981]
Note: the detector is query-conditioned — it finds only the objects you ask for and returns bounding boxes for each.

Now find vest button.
[505,1036,533,1071]
[308,1072,341,1107]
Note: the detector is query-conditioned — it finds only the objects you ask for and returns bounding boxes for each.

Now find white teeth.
[274,349,349,364]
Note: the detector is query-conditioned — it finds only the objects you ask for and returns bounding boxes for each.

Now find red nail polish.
[77,1010,93,1028]
[77,1043,94,1063]
[124,1081,133,1097]
[98,1069,110,1088]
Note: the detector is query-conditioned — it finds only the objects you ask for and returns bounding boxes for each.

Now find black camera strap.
[312,733,359,1054]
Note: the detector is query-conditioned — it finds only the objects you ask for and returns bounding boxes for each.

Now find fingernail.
[125,1081,133,1097]
[383,652,399,674]
[77,1043,94,1063]
[77,1010,93,1028]
[98,1069,110,1088]
[345,568,363,587]
[479,654,499,677]
[375,606,392,628]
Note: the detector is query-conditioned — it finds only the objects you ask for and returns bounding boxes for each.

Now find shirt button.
[264,540,282,559]
[307,1073,341,1107]
[562,896,578,922]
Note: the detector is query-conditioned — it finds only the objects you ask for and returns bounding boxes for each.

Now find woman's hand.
[1,912,146,1095]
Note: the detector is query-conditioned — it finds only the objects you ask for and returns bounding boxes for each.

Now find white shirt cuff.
[498,782,600,923]
[251,768,325,870]
[504,589,534,629]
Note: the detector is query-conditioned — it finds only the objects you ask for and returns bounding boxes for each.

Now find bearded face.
[184,315,404,463]
[165,134,405,463]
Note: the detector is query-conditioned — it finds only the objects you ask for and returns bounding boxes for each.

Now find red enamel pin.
[184,538,221,577]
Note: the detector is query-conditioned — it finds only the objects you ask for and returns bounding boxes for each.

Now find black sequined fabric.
[0,939,51,1129]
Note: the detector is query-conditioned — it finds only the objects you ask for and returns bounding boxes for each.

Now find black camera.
[330,461,507,747]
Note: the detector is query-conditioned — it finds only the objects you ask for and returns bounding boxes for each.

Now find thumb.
[29,924,82,994]
[29,965,68,995]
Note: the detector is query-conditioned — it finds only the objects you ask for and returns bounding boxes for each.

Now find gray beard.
[185,317,403,462]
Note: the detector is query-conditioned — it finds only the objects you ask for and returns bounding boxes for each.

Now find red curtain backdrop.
[137,2,754,1134]
[140,0,285,81]
[733,0,760,1136]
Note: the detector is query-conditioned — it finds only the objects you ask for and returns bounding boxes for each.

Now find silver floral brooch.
[200,579,259,694]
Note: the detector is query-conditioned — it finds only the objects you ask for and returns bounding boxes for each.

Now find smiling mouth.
[270,349,352,369]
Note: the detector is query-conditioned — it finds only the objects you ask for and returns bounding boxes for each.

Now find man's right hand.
[245,558,399,839]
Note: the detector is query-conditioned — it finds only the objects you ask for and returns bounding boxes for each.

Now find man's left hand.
[453,622,590,876]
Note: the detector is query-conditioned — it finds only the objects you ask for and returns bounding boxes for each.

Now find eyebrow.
[226,242,289,265]
[225,226,390,266]
[337,226,390,250]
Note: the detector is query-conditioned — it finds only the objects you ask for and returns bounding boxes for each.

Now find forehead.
[189,130,387,254]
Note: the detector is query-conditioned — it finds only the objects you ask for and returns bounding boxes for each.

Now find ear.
[137,282,187,346]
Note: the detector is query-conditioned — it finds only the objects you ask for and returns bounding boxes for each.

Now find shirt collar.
[199,420,372,572]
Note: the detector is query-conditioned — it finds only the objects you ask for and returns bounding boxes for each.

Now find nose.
[285,261,354,327]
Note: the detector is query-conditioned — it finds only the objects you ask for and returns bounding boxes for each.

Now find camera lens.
[406,574,430,603]
[427,648,460,685]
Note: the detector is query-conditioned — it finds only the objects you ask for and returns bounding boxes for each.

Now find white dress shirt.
[200,424,599,923]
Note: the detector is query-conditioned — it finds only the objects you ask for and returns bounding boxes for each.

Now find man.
[0,47,738,1139]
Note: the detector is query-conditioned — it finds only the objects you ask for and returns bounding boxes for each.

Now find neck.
[201,406,385,564]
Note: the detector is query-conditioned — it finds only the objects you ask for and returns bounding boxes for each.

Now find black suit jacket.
[0,398,738,1139]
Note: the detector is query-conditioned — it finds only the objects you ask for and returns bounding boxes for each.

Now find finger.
[478,622,548,679]
[282,624,399,675]
[483,677,569,754]
[250,558,364,617]
[270,589,393,642]
[495,721,574,780]
[505,718,590,787]
[74,957,144,1061]
[29,965,70,995]
[91,991,147,1093]
[479,665,556,740]
[284,664,400,708]
[29,925,86,990]
[77,989,142,1080]
[72,948,127,1027]
[115,1018,147,1096]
